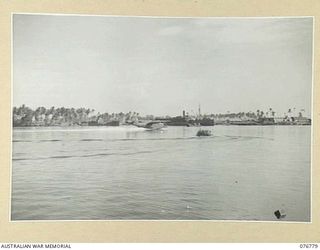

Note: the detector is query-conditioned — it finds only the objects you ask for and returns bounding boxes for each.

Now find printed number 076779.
[300,244,319,248]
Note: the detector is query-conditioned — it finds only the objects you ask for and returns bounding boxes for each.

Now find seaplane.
[133,120,167,131]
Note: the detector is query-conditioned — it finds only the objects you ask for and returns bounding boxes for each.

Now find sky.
[13,14,313,117]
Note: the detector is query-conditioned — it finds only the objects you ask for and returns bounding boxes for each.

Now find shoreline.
[12,124,311,128]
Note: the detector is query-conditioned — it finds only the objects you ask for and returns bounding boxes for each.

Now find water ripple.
[13,150,154,161]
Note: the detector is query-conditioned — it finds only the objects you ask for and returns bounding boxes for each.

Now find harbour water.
[11,126,311,221]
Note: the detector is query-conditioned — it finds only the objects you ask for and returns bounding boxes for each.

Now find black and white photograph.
[11,14,313,221]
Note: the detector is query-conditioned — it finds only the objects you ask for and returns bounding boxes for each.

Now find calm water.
[11,126,311,221]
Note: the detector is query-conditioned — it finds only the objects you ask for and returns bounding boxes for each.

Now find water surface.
[11,126,311,221]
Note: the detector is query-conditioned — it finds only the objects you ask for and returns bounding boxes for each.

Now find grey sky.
[13,14,313,117]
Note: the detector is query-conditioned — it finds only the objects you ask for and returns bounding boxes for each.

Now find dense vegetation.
[12,105,140,127]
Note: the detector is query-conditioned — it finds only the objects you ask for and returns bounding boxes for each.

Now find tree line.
[12,105,140,127]
[12,105,307,127]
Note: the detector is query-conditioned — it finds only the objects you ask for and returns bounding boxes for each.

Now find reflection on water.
[11,126,311,221]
